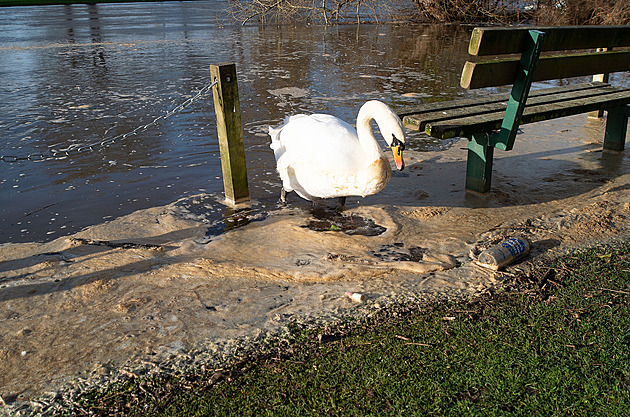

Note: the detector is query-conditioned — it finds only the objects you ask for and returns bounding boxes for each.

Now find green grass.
[65,242,630,416]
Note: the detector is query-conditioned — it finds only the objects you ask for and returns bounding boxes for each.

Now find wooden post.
[210,63,250,206]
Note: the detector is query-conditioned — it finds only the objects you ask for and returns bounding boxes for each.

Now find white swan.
[269,100,406,207]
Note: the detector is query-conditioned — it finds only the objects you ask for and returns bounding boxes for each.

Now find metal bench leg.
[466,135,494,193]
[603,106,629,152]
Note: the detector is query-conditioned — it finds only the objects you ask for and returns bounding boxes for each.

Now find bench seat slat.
[424,88,630,139]
[470,25,630,56]
[397,82,606,118]
[402,83,617,131]
[462,49,630,89]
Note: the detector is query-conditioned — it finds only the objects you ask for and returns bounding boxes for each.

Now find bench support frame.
[603,105,630,152]
[466,135,495,193]
[465,30,545,194]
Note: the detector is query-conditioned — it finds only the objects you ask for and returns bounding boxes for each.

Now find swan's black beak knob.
[391,135,405,171]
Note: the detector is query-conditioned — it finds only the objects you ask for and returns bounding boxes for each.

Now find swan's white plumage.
[269,100,406,202]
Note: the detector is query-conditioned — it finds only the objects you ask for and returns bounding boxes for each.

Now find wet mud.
[1,114,630,412]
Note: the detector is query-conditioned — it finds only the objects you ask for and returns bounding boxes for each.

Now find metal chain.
[1,79,218,163]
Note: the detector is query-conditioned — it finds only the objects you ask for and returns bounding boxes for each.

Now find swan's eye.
[391,135,405,151]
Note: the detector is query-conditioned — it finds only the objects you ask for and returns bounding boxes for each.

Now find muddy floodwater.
[1,1,472,244]
[1,1,630,414]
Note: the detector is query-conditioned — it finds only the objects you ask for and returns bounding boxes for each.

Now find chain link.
[1,79,218,163]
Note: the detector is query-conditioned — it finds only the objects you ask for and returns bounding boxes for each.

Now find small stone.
[16,328,32,337]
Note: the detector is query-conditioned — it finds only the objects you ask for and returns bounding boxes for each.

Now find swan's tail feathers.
[268,117,292,142]
[269,126,286,164]
[268,125,280,141]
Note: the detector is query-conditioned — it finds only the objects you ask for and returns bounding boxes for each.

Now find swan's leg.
[336,196,346,211]
[279,188,288,205]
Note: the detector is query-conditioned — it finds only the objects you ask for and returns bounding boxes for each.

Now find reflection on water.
[0,1,474,243]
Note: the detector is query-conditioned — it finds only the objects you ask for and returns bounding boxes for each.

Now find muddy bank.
[1,114,629,413]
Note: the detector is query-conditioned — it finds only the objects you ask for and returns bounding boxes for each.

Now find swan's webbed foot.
[279,188,288,205]
[335,196,346,212]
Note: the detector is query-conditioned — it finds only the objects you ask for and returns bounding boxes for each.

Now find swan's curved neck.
[356,106,384,162]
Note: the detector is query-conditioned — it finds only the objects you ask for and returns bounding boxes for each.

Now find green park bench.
[397,25,630,193]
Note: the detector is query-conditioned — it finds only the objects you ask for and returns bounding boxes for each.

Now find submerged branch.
[228,0,414,25]
[228,0,630,25]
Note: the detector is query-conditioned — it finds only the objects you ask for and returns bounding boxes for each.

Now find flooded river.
[0,1,476,243]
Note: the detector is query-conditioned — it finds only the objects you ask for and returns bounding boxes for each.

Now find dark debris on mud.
[304,208,387,236]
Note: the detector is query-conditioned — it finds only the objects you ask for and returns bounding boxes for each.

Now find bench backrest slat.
[462,49,630,89]
[470,25,630,56]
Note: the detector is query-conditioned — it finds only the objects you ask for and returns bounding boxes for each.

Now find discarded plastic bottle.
[477,236,531,270]
[345,292,366,303]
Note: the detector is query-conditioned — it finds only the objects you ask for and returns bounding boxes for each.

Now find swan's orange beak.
[392,145,405,171]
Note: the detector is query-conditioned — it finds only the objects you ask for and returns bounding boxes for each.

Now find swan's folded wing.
[276,115,362,169]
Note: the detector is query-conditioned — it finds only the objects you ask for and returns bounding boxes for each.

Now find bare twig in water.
[228,0,413,24]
